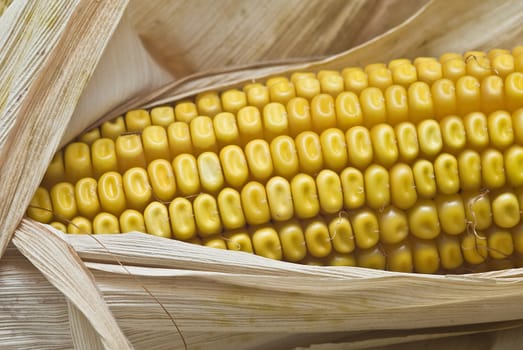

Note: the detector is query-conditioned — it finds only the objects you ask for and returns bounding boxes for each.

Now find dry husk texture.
[2,0,523,349]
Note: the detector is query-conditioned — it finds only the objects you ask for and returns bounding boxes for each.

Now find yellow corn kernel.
[51,183,78,220]
[193,193,222,236]
[276,219,307,262]
[435,194,466,235]
[365,63,386,73]
[339,167,365,209]
[224,230,253,253]
[408,82,434,123]
[267,77,289,87]
[360,87,386,127]
[462,191,493,231]
[320,74,344,97]
[440,116,466,154]
[263,102,289,141]
[388,58,412,69]
[492,191,520,228]
[416,59,442,84]
[431,79,457,119]
[167,122,193,157]
[27,187,53,223]
[335,92,363,130]
[408,199,440,239]
[461,233,488,265]
[488,111,514,150]
[295,77,320,100]
[513,46,523,57]
[481,148,506,189]
[78,128,101,145]
[356,246,386,270]
[466,55,491,81]
[125,109,151,132]
[385,85,409,125]
[368,67,392,90]
[487,228,514,259]
[196,91,222,117]
[434,153,460,195]
[217,188,245,230]
[123,167,152,211]
[197,152,224,194]
[317,70,340,81]
[370,124,398,168]
[325,252,356,267]
[150,106,175,127]
[389,163,417,209]
[270,135,299,178]
[327,214,355,254]
[50,222,67,232]
[115,135,146,173]
[190,116,217,154]
[417,119,443,158]
[144,202,171,238]
[286,97,312,137]
[213,112,240,147]
[245,83,269,110]
[395,122,419,163]
[464,112,489,150]
[512,108,523,144]
[342,68,368,94]
[42,151,65,189]
[458,150,481,191]
[295,131,323,175]
[147,159,176,202]
[251,225,283,260]
[172,154,200,196]
[174,101,198,123]
[299,256,325,266]
[119,209,146,233]
[93,212,120,234]
[511,223,523,254]
[316,169,343,214]
[222,89,248,114]
[303,218,332,258]
[64,142,93,184]
[412,159,437,199]
[488,48,510,60]
[74,178,100,219]
[310,93,336,132]
[481,76,505,114]
[386,243,413,273]
[202,235,227,250]
[320,128,347,172]
[169,197,196,240]
[412,239,440,274]
[437,234,464,270]
[391,62,417,87]
[291,173,320,219]
[91,138,118,178]
[241,181,270,225]
[442,58,466,82]
[220,145,249,189]
[97,172,126,216]
[266,176,294,221]
[291,72,315,84]
[67,216,92,234]
[269,81,296,105]
[244,139,273,181]
[351,208,379,249]
[101,116,126,139]
[505,145,523,186]
[456,76,481,116]
[141,125,170,163]
[378,206,409,245]
[346,126,373,169]
[364,164,390,209]
[237,106,264,145]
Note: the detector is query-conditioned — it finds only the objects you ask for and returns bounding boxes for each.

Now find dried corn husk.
[2,0,523,349]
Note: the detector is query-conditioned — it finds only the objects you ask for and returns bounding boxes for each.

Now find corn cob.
[28,47,523,274]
